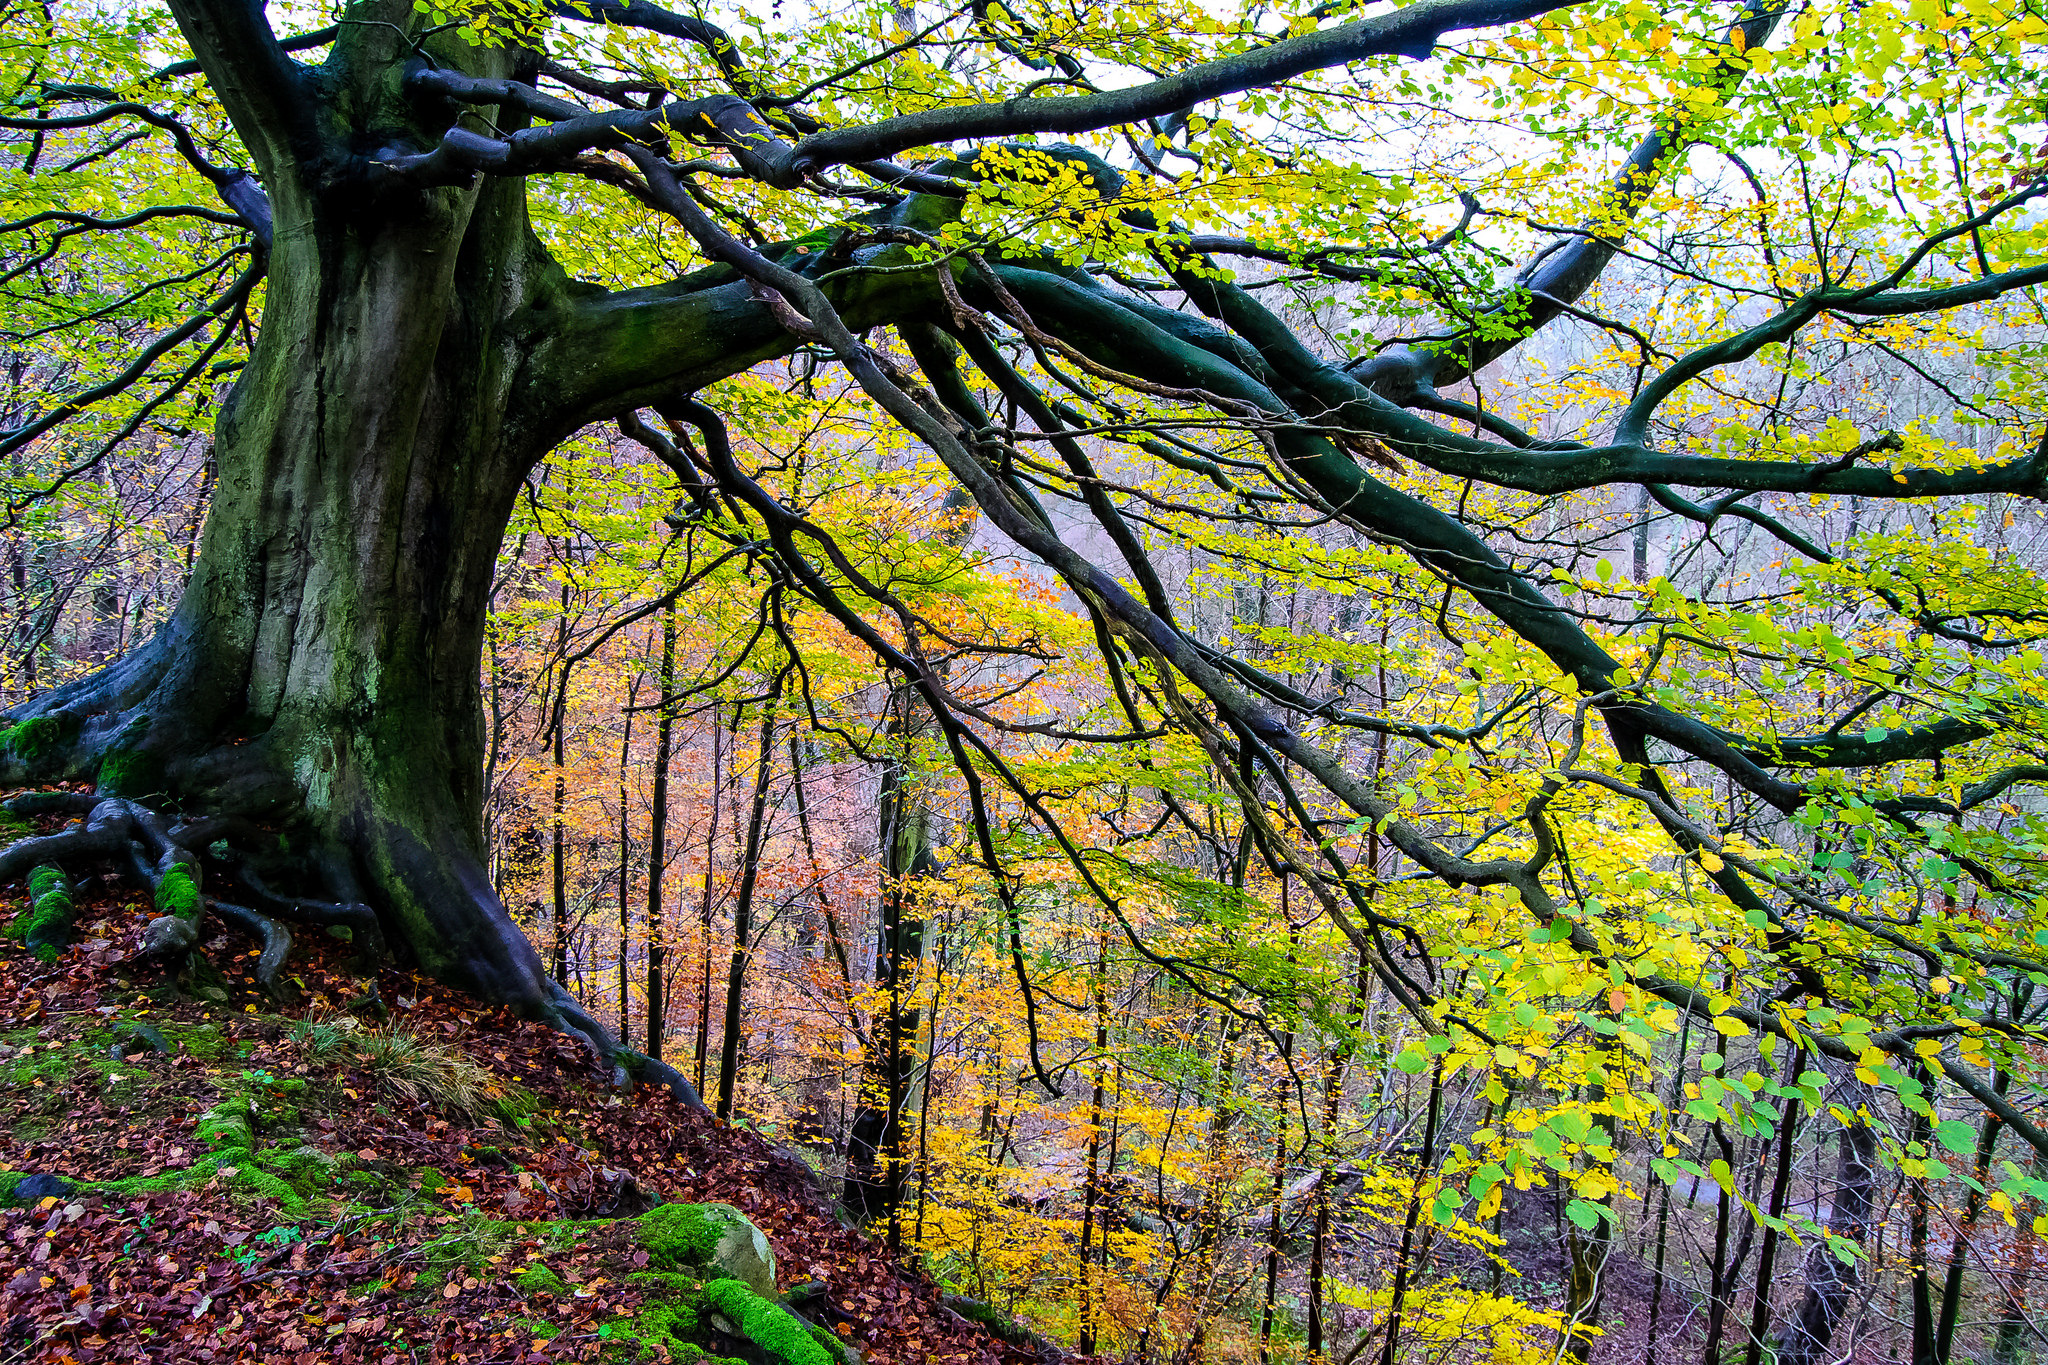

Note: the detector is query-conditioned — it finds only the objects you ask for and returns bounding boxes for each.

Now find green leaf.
[1935,1120,1978,1156]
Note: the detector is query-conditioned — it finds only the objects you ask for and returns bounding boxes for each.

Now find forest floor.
[0,792,1055,1365]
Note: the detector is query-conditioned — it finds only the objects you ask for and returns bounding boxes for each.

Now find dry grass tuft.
[291,1014,529,1121]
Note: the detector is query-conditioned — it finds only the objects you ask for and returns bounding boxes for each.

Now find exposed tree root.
[0,786,708,1110]
[0,791,347,1002]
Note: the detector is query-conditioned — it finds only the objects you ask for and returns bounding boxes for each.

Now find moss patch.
[701,1280,833,1365]
[638,1202,729,1269]
[154,866,200,919]
[13,865,74,963]
[1,714,72,767]
[515,1264,571,1298]
[97,748,163,800]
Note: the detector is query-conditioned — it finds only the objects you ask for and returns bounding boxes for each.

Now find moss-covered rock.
[196,1096,254,1150]
[638,1202,777,1299]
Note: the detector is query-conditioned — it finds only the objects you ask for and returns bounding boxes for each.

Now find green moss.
[700,1280,832,1365]
[97,749,163,800]
[515,1264,571,1297]
[637,1202,732,1269]
[266,1145,343,1194]
[154,866,200,919]
[14,865,75,958]
[160,1021,230,1061]
[603,1293,742,1363]
[89,1145,311,1216]
[2,715,72,767]
[195,1096,254,1153]
[219,1160,306,1212]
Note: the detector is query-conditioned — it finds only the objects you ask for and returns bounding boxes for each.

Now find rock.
[106,1021,168,1059]
[139,915,198,957]
[6,1175,75,1205]
[637,1202,778,1300]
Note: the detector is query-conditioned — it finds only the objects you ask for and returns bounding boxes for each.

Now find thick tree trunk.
[0,26,620,1046]
[0,4,910,1092]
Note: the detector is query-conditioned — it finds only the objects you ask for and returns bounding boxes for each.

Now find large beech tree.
[2,0,2047,1234]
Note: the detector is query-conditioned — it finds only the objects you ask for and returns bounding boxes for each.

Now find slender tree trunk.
[645,604,678,1062]
[616,673,638,1040]
[1185,1020,1238,1365]
[1991,1148,2044,1365]
[840,487,974,1224]
[1078,909,1112,1356]
[1775,1080,1879,1365]
[1258,1108,1285,1365]
[1380,1059,1445,1365]
[1308,947,1368,1360]
[549,583,571,984]
[1741,1047,1806,1365]
[1644,1009,1692,1365]
[716,671,783,1120]
[1703,1023,1738,1365]
[1935,1069,2007,1362]
[843,677,939,1226]
[691,704,728,1092]
[1910,1085,1939,1365]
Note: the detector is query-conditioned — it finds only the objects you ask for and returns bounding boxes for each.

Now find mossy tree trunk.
[0,4,843,1062]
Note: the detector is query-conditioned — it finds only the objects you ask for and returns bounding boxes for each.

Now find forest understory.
[0,786,1053,1365]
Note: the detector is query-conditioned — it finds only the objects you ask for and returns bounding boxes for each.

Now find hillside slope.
[0,795,1049,1365]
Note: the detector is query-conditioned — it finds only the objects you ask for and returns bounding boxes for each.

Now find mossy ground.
[0,789,1041,1365]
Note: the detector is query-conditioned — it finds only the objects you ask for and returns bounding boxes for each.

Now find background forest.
[1,0,2046,1361]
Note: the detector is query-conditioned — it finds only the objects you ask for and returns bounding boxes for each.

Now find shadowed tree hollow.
[0,0,2046,1270]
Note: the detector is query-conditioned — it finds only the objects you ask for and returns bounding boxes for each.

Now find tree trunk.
[694,703,729,1094]
[1775,1081,1879,1365]
[843,676,941,1227]
[1740,1047,1805,1365]
[7,131,567,1009]
[616,673,638,1040]
[716,672,783,1120]
[1934,1077,2005,1364]
[549,585,573,985]
[0,2,903,1095]
[646,604,679,1062]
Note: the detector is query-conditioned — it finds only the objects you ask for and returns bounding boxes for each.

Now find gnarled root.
[0,791,377,1002]
[0,787,709,1110]
[544,979,706,1109]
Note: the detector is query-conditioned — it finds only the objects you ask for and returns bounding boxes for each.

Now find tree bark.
[843,675,941,1228]
[716,670,783,1120]
[645,604,679,1061]
[1775,1080,1880,1365]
